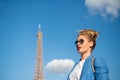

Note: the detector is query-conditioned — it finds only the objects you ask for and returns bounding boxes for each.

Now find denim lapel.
[80,53,94,80]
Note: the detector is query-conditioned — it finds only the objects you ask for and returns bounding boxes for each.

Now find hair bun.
[93,31,99,39]
[79,29,99,40]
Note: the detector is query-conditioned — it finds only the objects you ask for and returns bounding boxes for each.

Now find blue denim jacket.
[67,54,109,80]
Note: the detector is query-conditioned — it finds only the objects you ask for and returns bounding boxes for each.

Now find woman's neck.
[81,50,91,60]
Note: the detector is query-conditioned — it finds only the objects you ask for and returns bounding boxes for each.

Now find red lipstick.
[77,46,81,50]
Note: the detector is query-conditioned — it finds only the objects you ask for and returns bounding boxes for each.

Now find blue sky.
[0,0,120,80]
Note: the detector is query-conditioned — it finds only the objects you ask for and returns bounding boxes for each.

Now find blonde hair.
[78,29,99,51]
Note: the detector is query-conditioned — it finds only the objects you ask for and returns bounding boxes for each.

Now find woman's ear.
[90,41,93,48]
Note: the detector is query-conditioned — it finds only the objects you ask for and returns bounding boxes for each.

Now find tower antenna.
[38,24,41,31]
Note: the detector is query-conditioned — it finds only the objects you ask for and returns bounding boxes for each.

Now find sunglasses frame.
[75,39,84,45]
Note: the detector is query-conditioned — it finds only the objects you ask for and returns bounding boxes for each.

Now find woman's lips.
[77,47,81,50]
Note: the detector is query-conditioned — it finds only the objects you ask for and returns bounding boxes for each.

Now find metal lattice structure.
[34,25,44,80]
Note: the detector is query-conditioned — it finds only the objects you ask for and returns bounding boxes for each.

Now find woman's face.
[75,35,93,55]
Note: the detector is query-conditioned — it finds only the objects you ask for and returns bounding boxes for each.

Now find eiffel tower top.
[34,24,44,80]
[37,24,42,38]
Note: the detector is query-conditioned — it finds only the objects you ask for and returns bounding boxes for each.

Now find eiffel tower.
[34,24,44,80]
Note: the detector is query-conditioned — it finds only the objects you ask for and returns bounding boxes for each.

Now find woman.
[68,29,109,80]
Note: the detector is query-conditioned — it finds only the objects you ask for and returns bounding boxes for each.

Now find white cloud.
[45,59,75,74]
[85,0,120,19]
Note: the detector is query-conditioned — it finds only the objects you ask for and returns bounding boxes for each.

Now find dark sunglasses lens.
[79,39,84,44]
[75,39,84,45]
[75,41,78,44]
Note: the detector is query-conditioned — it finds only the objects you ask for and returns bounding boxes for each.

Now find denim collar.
[80,53,94,79]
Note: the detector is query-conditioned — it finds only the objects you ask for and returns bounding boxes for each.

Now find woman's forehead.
[77,35,87,40]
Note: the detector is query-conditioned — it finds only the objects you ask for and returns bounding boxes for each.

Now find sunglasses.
[75,39,84,45]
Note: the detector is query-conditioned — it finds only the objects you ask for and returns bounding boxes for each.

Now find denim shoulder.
[93,56,109,80]
[94,56,109,73]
